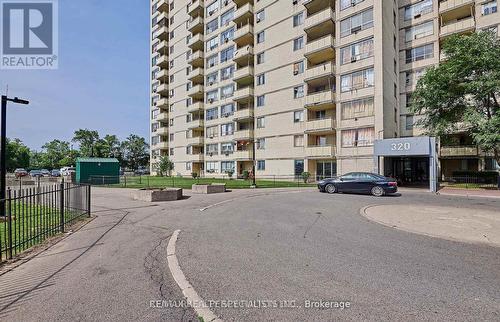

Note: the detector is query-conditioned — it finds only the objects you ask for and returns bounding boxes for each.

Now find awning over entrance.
[373,136,438,192]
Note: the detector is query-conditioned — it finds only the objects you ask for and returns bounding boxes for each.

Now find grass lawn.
[110,176,315,190]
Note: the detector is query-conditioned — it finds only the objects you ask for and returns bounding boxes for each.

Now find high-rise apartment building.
[150,0,499,184]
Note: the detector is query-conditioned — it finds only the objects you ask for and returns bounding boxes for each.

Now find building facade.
[150,0,499,182]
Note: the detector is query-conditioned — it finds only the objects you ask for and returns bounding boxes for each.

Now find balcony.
[156,55,168,68]
[233,87,254,103]
[188,16,204,34]
[234,129,254,140]
[304,35,335,65]
[233,24,254,46]
[155,40,168,53]
[306,145,336,158]
[188,0,204,17]
[188,33,204,51]
[156,112,169,121]
[305,90,336,109]
[304,8,335,39]
[440,17,475,37]
[304,62,335,82]
[234,45,254,64]
[156,84,169,95]
[155,68,168,81]
[153,26,168,40]
[156,142,169,150]
[233,108,254,121]
[188,50,204,68]
[233,149,253,160]
[155,0,168,12]
[187,84,204,99]
[440,145,479,157]
[188,153,204,162]
[187,119,204,130]
[187,136,204,146]
[233,3,254,25]
[155,97,168,108]
[233,66,254,84]
[305,118,336,134]
[156,127,169,136]
[188,67,204,84]
[439,0,474,13]
[187,101,204,113]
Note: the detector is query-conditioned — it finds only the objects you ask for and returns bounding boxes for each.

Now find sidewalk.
[362,204,500,248]
[438,186,500,199]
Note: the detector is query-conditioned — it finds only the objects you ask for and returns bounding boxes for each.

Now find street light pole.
[1,95,29,217]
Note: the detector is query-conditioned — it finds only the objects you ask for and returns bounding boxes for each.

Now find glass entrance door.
[316,161,337,180]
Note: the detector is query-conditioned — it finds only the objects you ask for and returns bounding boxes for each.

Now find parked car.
[51,169,61,177]
[60,167,76,176]
[40,169,51,177]
[134,167,150,175]
[14,168,28,178]
[29,170,43,178]
[318,172,398,197]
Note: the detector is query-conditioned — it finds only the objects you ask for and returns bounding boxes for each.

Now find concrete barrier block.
[133,188,183,202]
[191,183,226,194]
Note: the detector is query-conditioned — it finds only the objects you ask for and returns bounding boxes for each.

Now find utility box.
[76,158,120,184]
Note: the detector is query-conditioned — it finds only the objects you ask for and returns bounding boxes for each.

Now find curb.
[167,230,223,322]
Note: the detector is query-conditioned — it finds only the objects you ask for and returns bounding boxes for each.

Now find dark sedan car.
[318,172,398,197]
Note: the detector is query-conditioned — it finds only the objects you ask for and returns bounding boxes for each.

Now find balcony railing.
[187,136,204,146]
[305,34,335,57]
[233,45,254,62]
[156,112,169,121]
[155,98,168,108]
[304,62,335,81]
[305,90,336,108]
[187,102,204,113]
[233,87,254,102]
[187,119,204,129]
[234,129,254,140]
[233,108,254,120]
[305,118,336,133]
[439,0,474,12]
[304,7,335,31]
[440,17,475,37]
[188,0,204,16]
[234,3,254,23]
[306,145,336,158]
[233,149,253,160]
[156,127,169,135]
[233,66,254,82]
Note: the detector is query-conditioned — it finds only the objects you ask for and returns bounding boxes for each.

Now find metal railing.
[442,175,499,190]
[0,182,91,262]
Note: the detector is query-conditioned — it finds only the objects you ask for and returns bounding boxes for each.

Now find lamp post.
[1,95,29,217]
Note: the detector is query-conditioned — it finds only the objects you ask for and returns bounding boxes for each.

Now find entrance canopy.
[373,136,438,192]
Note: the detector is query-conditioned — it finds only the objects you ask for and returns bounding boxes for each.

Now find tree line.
[6,129,149,172]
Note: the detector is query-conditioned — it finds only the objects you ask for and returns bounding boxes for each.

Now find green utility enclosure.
[76,158,120,184]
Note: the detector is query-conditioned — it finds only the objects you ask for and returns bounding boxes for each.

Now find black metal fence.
[0,182,91,262]
[442,175,500,189]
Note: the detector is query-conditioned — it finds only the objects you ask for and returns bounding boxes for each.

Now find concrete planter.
[191,183,226,194]
[133,188,183,202]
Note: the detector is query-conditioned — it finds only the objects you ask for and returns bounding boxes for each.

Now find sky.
[0,0,151,150]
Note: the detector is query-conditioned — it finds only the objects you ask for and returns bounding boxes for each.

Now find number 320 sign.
[390,142,411,151]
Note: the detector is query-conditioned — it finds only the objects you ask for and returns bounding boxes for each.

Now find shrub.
[242,170,249,180]
[301,172,311,183]
[191,172,199,179]
[227,170,234,179]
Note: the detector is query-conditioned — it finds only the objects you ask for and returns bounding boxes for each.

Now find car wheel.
[371,186,384,197]
[325,184,337,194]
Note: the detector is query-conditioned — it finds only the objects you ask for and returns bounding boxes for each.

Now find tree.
[103,134,122,160]
[41,139,71,169]
[154,155,174,176]
[121,134,149,170]
[6,138,30,171]
[411,31,500,165]
[72,129,100,157]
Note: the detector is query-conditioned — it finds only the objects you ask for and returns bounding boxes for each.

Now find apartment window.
[293,36,304,51]
[207,54,218,67]
[257,160,266,171]
[221,123,234,136]
[405,68,426,86]
[220,84,235,99]
[221,161,235,172]
[482,1,498,15]
[206,89,219,103]
[293,85,304,98]
[406,93,413,108]
[293,12,304,27]
[256,9,265,23]
[206,36,219,51]
[257,52,265,64]
[256,117,265,128]
[206,125,219,138]
[206,161,219,173]
[340,68,374,92]
[293,61,304,75]
[257,31,265,43]
[186,162,192,171]
[221,103,234,116]
[294,135,304,147]
[405,43,434,63]
[221,9,234,25]
[340,0,364,10]
[256,73,266,85]
[221,65,235,80]
[256,138,266,150]
[206,107,219,120]
[405,21,433,42]
[206,144,219,155]
[206,18,219,34]
[220,27,235,43]
[220,46,235,63]
[206,0,219,16]
[341,97,374,119]
[293,110,304,122]
[340,9,373,37]
[404,0,433,21]
[207,71,218,85]
[221,143,234,155]
[340,38,374,65]
[341,127,375,147]
[256,95,265,107]
[405,115,414,131]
